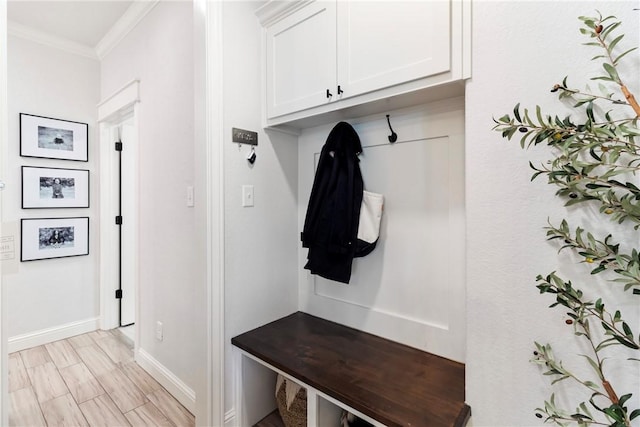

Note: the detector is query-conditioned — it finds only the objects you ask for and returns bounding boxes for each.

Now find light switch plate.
[242,185,254,207]
[186,186,194,207]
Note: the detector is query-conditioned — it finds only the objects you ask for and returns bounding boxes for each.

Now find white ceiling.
[8,1,134,48]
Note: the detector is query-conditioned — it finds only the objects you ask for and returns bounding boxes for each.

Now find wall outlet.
[156,321,163,341]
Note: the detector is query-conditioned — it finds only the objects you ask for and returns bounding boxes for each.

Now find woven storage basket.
[276,375,307,427]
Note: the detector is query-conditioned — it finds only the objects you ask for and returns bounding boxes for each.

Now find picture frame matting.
[22,166,90,209]
[21,217,90,262]
[20,113,88,162]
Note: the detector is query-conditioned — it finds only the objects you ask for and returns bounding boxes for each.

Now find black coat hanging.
[301,122,364,284]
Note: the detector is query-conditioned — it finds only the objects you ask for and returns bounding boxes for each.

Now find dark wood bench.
[231,312,471,427]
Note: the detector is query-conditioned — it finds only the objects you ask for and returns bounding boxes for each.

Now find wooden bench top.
[231,312,470,427]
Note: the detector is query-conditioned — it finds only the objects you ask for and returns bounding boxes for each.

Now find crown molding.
[255,0,313,27]
[7,21,98,60]
[95,0,160,60]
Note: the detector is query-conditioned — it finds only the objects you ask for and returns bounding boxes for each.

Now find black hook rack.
[386,115,397,143]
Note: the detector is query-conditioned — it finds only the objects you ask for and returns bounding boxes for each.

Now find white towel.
[357,191,384,244]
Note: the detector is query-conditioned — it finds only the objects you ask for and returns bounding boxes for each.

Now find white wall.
[221,1,299,421]
[297,99,466,363]
[99,0,205,413]
[466,2,639,425]
[5,35,100,343]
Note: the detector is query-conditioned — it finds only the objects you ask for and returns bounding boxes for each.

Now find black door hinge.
[115,141,123,151]
[115,216,123,225]
[115,289,123,299]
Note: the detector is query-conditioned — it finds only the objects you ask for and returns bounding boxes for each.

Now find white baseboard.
[8,317,99,353]
[136,348,196,414]
[224,409,236,427]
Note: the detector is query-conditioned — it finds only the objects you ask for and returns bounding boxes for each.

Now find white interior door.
[119,118,136,326]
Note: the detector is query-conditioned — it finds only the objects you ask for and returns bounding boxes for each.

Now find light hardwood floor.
[9,330,195,427]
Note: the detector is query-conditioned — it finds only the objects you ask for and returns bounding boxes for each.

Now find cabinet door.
[337,1,451,98]
[266,2,337,119]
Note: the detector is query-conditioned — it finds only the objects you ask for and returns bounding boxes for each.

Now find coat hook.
[386,115,397,143]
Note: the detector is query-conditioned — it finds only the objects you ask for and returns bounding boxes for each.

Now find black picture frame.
[20,113,89,162]
[22,166,90,209]
[21,217,90,262]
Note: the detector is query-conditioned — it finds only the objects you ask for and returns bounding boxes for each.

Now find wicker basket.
[275,375,307,427]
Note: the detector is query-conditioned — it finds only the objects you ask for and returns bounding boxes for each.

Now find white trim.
[224,409,236,427]
[98,122,119,331]
[95,1,160,60]
[0,2,9,423]
[7,317,99,353]
[7,21,97,60]
[462,0,472,80]
[136,348,196,414]
[98,88,140,337]
[254,0,313,27]
[205,1,226,426]
[236,348,384,427]
[97,79,140,122]
[264,125,301,137]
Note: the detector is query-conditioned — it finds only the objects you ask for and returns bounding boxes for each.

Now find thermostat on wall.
[232,128,258,146]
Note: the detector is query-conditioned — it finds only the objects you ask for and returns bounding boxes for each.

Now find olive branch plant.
[493,12,640,427]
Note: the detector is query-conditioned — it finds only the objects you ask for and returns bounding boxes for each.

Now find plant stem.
[620,86,640,117]
[559,87,630,106]
[595,25,640,117]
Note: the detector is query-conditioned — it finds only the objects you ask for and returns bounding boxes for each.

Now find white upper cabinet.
[266,2,337,118]
[257,0,470,126]
[336,1,451,100]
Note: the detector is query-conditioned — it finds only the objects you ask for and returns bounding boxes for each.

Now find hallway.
[9,330,195,426]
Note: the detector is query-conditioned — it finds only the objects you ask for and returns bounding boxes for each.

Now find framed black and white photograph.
[21,217,89,261]
[22,166,90,209]
[20,113,88,161]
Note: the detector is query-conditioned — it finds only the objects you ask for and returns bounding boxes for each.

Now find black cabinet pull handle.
[326,89,333,98]
[337,85,344,95]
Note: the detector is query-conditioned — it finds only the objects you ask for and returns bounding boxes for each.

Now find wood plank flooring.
[9,330,195,427]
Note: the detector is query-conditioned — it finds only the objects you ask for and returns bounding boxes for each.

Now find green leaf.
[603,63,620,83]
[523,108,534,126]
[614,47,638,65]
[614,335,640,349]
[601,21,621,40]
[618,393,632,407]
[607,34,624,53]
[536,105,544,126]
[513,103,522,123]
[579,354,601,376]
[622,321,633,338]
[586,102,595,122]
[498,114,510,123]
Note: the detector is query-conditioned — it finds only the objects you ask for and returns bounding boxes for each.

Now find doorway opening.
[114,116,136,340]
[98,80,140,348]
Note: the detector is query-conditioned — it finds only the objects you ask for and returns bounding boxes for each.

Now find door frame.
[97,80,140,342]
[0,1,8,424]
[200,1,225,425]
